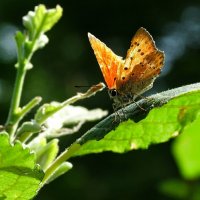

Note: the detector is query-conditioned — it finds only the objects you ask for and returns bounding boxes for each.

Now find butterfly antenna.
[75,85,108,89]
[74,85,92,88]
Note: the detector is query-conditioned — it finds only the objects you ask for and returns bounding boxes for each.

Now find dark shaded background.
[0,0,200,199]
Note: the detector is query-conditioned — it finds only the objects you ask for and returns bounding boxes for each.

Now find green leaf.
[23,4,63,40]
[34,101,62,125]
[17,121,41,136]
[28,138,59,171]
[16,121,41,142]
[34,83,106,125]
[15,31,26,64]
[0,132,44,200]
[45,162,73,184]
[159,179,200,200]
[159,179,190,199]
[172,114,200,180]
[35,103,107,138]
[73,84,200,156]
[34,139,59,171]
[44,105,107,138]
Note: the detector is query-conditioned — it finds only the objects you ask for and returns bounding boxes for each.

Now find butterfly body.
[88,28,164,110]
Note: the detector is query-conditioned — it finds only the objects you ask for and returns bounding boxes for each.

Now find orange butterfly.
[88,27,165,110]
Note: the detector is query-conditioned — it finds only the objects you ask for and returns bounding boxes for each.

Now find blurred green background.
[0,0,200,199]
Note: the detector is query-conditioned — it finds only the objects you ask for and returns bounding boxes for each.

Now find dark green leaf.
[74,83,200,156]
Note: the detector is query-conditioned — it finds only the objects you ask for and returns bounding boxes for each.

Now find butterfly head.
[108,88,118,98]
[107,88,122,110]
[108,88,134,110]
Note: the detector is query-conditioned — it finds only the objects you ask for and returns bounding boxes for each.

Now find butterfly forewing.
[88,33,124,89]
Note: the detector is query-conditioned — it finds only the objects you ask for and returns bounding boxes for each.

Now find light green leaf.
[73,84,200,156]
[172,114,200,180]
[23,4,63,40]
[34,101,62,125]
[34,139,59,171]
[36,34,49,49]
[159,179,190,199]
[159,178,200,200]
[34,83,106,125]
[16,121,41,140]
[45,162,73,184]
[43,104,108,138]
[0,132,44,200]
[15,31,26,64]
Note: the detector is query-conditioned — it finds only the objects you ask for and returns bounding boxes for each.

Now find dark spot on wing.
[124,67,128,70]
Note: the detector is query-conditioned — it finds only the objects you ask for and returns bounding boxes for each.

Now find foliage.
[0,4,200,200]
[0,132,43,200]
[74,90,200,155]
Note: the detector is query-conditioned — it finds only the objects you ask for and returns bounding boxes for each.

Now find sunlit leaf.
[23,5,63,40]
[22,4,62,53]
[0,132,44,199]
[16,121,41,140]
[74,90,200,156]
[33,139,59,171]
[34,101,62,125]
[14,31,26,64]
[44,105,108,138]
[45,162,73,184]
[172,114,200,179]
[34,83,106,125]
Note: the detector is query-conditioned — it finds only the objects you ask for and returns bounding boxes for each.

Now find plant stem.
[5,63,27,138]
[5,31,39,138]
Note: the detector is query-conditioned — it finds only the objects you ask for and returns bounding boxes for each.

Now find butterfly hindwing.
[116,28,164,97]
[125,50,164,95]
[118,27,157,83]
[126,50,164,82]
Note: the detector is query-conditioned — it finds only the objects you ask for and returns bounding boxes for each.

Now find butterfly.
[88,27,165,111]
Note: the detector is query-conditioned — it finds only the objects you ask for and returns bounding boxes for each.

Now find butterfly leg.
[135,94,156,111]
[121,103,129,121]
[112,103,128,123]
[112,103,120,122]
[112,103,126,123]
[133,100,147,112]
